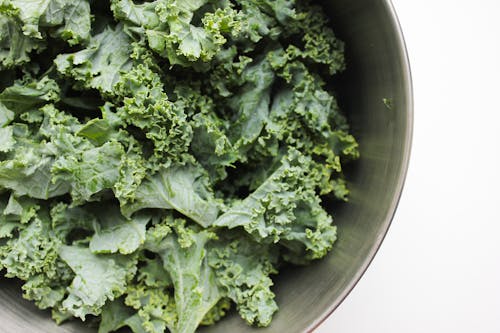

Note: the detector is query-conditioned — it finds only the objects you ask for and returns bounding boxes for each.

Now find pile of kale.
[0,1,358,332]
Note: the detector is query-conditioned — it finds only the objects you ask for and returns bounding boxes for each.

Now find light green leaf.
[0,75,60,113]
[228,58,275,146]
[0,126,15,152]
[52,141,125,204]
[0,102,14,126]
[0,152,70,200]
[7,0,51,38]
[90,208,150,255]
[147,220,221,333]
[55,24,133,93]
[121,164,219,227]
[42,0,91,45]
[3,194,39,224]
[215,149,337,261]
[0,12,45,69]
[208,235,279,326]
[59,245,136,320]
[98,298,136,333]
[0,214,62,280]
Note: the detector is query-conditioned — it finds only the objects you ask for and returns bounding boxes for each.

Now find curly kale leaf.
[227,57,275,148]
[121,163,219,227]
[3,0,91,43]
[90,207,150,255]
[99,298,153,333]
[2,193,39,224]
[208,234,279,326]
[22,271,70,310]
[58,245,137,320]
[52,141,125,205]
[55,24,133,94]
[151,220,218,330]
[286,1,345,75]
[0,11,45,69]
[0,102,14,126]
[76,103,123,146]
[114,62,193,168]
[0,0,90,69]
[0,125,15,152]
[0,212,62,280]
[0,144,71,199]
[111,0,241,66]
[190,107,239,182]
[215,149,338,262]
[0,75,60,113]
[40,0,92,45]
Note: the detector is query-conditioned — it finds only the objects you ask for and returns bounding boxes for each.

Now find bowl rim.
[306,1,414,331]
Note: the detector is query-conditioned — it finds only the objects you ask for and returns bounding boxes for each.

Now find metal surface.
[0,0,413,332]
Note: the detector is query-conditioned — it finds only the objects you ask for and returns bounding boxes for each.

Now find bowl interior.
[0,1,412,332]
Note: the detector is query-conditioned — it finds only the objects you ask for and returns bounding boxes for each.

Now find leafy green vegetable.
[0,0,92,69]
[0,13,45,69]
[0,1,359,332]
[55,24,133,94]
[145,218,221,333]
[215,149,338,262]
[58,245,137,320]
[208,233,279,326]
[120,163,219,227]
[89,207,151,255]
[0,125,15,151]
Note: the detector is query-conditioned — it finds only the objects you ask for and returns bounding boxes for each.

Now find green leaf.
[6,0,51,38]
[0,75,60,113]
[286,2,345,75]
[136,256,172,289]
[233,1,282,44]
[1,0,91,46]
[52,141,125,204]
[208,234,279,326]
[190,110,239,182]
[98,298,136,333]
[114,63,193,167]
[41,0,91,45]
[121,164,219,227]
[112,0,235,65]
[0,13,45,69]
[0,213,63,280]
[22,273,68,310]
[76,103,122,146]
[227,58,275,147]
[0,151,70,200]
[110,0,159,28]
[90,207,150,255]
[59,245,136,320]
[55,24,133,94]
[3,194,39,224]
[215,149,338,261]
[49,202,96,237]
[146,219,222,333]
[0,102,14,126]
[0,126,15,152]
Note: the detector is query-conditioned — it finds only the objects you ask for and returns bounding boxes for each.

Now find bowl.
[0,0,412,332]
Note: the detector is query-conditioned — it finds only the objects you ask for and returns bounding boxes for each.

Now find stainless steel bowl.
[0,0,412,332]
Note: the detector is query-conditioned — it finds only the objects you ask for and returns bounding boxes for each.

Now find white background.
[318,0,500,332]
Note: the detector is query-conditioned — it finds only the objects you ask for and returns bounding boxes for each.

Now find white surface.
[318,1,500,332]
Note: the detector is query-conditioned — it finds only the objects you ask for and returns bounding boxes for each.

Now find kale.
[0,1,358,332]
